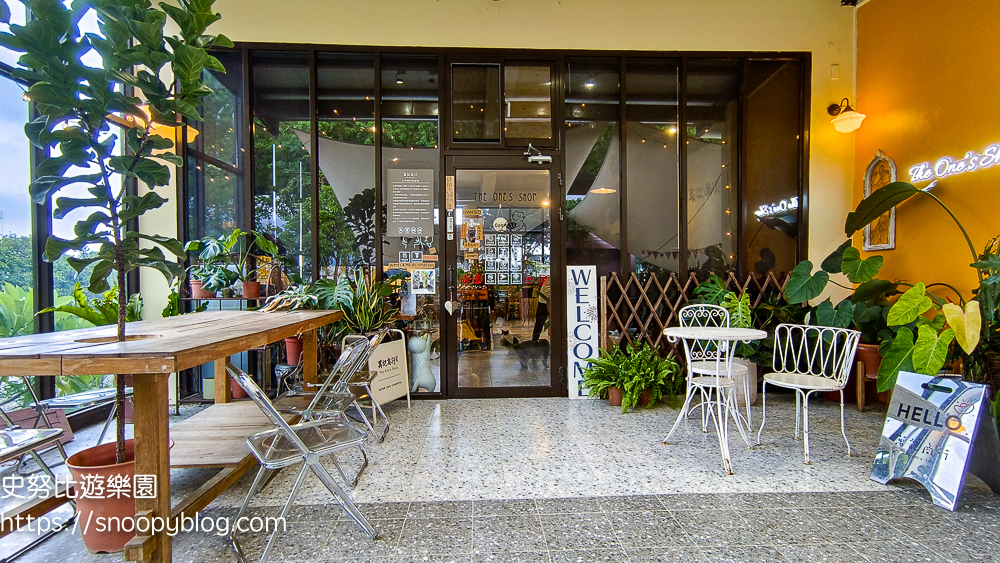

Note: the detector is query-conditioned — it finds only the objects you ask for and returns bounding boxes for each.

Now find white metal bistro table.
[662,326,767,475]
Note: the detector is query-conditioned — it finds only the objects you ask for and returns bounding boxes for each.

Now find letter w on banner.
[567,266,598,399]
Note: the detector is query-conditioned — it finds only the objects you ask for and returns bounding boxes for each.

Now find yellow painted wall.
[856,0,1000,300]
[144,0,860,303]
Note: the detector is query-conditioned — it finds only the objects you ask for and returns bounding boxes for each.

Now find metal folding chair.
[0,426,77,561]
[272,339,373,486]
[0,376,77,474]
[341,327,396,442]
[227,363,377,563]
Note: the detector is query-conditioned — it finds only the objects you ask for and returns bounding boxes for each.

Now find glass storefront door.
[444,156,563,398]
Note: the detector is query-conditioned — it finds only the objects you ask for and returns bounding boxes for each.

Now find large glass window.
[382,54,441,393]
[625,58,680,280]
[187,50,243,242]
[0,72,36,407]
[744,59,803,277]
[252,51,312,282]
[451,64,500,143]
[686,59,739,278]
[504,64,552,142]
[565,57,621,278]
[316,52,376,273]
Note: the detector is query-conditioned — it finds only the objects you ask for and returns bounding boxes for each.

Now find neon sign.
[908,142,1000,185]
[754,197,799,219]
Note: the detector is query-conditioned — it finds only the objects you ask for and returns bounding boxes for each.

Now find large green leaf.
[820,240,852,274]
[877,327,915,392]
[851,278,899,304]
[815,298,854,329]
[845,182,922,236]
[784,260,830,304]
[887,282,933,326]
[841,247,884,284]
[912,325,955,375]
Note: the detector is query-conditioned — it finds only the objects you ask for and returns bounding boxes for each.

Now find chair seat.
[689,361,749,377]
[247,419,366,470]
[688,375,738,388]
[274,391,356,415]
[0,428,64,463]
[42,388,132,409]
[764,371,842,391]
[346,370,378,385]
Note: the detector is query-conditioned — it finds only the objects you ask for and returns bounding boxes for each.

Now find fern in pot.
[582,342,682,413]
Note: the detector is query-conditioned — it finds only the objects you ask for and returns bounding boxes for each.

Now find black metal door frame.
[442,154,565,399]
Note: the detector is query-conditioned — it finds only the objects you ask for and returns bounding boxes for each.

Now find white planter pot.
[733,358,758,407]
[203,376,215,401]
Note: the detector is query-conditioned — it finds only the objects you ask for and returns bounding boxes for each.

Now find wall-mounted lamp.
[827,97,866,133]
[395,72,404,84]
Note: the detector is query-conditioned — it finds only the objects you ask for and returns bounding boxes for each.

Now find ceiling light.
[590,187,616,194]
[584,76,595,89]
[395,72,404,84]
[828,97,866,133]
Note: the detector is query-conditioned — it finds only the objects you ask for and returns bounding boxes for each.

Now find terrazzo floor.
[6,395,1000,563]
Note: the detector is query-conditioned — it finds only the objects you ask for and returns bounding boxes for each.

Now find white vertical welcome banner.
[567,266,598,399]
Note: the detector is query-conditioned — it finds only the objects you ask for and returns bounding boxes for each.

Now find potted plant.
[233,230,279,299]
[1,0,230,552]
[843,182,996,402]
[582,342,682,413]
[184,229,241,298]
[782,239,911,401]
[261,283,320,363]
[692,274,764,405]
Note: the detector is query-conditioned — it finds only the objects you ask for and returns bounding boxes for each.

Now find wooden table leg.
[214,357,230,404]
[131,372,172,563]
[303,329,318,386]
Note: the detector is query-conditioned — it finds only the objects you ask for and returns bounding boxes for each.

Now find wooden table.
[0,310,341,563]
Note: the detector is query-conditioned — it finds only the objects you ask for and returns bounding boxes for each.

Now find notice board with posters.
[870,371,1000,510]
[387,169,434,237]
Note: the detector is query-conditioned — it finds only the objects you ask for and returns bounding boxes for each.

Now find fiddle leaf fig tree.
[0,0,230,463]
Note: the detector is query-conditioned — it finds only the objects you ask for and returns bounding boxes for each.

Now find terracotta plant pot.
[856,343,883,379]
[285,336,304,365]
[638,389,652,407]
[66,439,171,553]
[189,279,216,299]
[241,281,261,299]
[608,386,623,407]
[231,375,248,399]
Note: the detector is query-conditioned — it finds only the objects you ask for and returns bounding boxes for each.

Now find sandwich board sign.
[367,334,410,405]
[870,371,1000,510]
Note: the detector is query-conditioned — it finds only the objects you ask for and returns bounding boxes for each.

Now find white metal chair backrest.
[772,324,861,386]
[679,304,731,328]
[679,304,731,364]
[227,363,311,455]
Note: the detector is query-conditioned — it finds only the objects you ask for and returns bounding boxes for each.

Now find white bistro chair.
[756,323,861,464]
[677,304,752,428]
